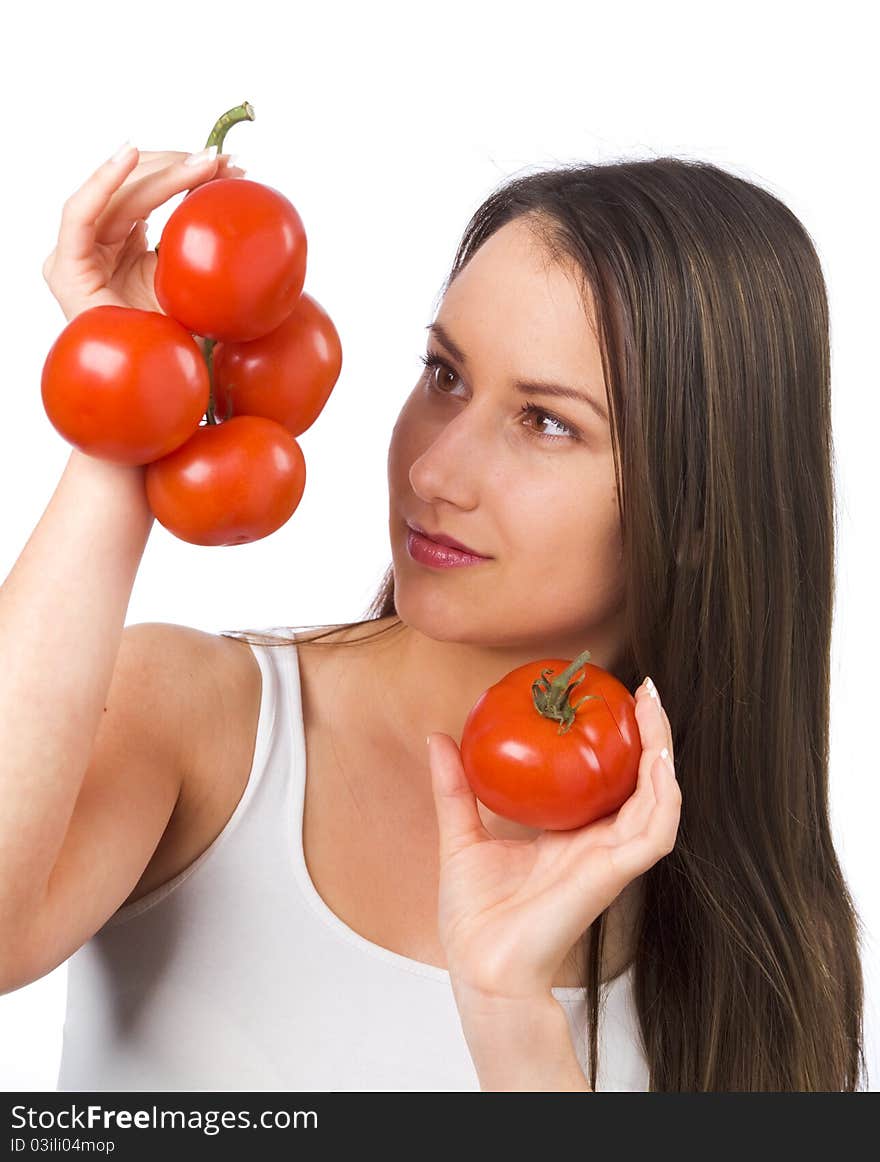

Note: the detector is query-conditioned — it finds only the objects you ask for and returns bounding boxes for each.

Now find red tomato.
[153,178,307,343]
[40,305,209,466]
[211,292,343,435]
[460,650,641,830]
[144,415,306,546]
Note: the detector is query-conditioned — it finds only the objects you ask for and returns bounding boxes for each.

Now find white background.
[0,0,876,1091]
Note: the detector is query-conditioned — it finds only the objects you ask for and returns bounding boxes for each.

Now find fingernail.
[660,746,675,775]
[219,153,240,167]
[644,675,658,700]
[185,145,218,166]
[110,140,136,163]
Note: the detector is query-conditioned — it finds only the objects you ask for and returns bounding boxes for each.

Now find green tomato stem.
[531,647,600,735]
[154,100,255,254]
[204,100,256,153]
[202,338,218,424]
[186,102,255,424]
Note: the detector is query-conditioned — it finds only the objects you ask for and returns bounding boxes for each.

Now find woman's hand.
[41,145,246,324]
[427,676,682,1008]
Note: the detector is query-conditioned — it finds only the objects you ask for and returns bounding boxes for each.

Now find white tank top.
[56,628,650,1092]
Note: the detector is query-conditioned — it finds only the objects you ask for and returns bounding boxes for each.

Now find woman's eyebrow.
[425,321,609,424]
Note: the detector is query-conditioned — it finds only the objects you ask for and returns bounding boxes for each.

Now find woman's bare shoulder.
[111,623,264,909]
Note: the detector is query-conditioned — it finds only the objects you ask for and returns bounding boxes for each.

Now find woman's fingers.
[607,681,681,877]
[428,733,492,863]
[634,680,674,765]
[51,146,144,268]
[114,150,239,188]
[613,691,665,836]
[550,749,681,940]
[609,750,681,883]
[112,218,150,280]
[660,706,674,763]
[92,150,230,245]
[52,148,240,267]
[609,681,675,840]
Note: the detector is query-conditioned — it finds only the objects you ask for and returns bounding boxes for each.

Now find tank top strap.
[236,628,306,817]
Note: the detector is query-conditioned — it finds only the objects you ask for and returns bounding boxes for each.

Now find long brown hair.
[222,156,867,1091]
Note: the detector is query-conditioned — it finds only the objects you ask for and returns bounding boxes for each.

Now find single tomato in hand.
[460,648,640,830]
[154,178,307,343]
[144,414,306,546]
[211,292,342,435]
[40,305,209,466]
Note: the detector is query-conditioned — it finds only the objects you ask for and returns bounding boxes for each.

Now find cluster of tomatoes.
[41,109,342,547]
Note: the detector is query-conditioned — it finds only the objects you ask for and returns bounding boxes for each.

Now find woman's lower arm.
[456,992,593,1092]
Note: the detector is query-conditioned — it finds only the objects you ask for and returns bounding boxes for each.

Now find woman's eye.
[517,401,578,441]
[419,352,462,394]
[418,351,580,443]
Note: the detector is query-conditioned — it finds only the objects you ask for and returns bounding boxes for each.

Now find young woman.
[1,145,866,1091]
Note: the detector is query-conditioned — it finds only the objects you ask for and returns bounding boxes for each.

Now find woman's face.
[387,216,625,662]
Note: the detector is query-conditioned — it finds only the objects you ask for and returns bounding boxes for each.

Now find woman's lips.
[405,526,492,568]
[406,521,489,558]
